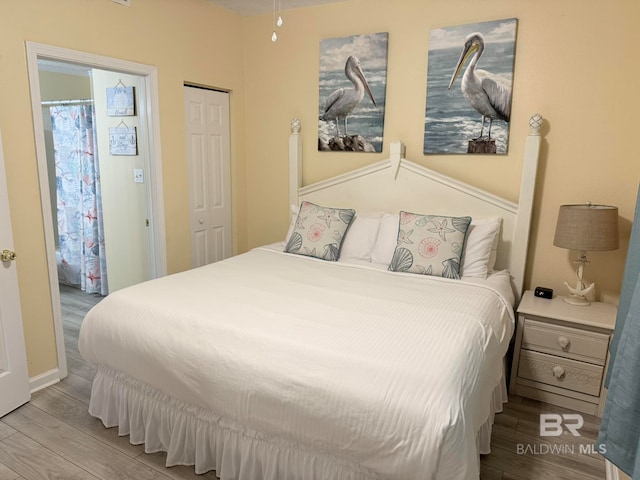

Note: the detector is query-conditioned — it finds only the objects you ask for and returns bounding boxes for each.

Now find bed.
[78,115,544,480]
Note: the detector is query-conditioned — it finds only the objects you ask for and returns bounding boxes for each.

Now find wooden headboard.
[288,115,544,298]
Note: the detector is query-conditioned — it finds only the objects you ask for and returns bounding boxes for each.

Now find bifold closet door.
[184,86,232,268]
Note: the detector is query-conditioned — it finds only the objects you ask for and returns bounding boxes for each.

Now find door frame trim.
[25,42,167,381]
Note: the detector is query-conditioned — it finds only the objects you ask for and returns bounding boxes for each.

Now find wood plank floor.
[0,285,606,479]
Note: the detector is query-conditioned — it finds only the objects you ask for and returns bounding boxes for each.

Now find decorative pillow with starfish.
[284,201,356,261]
[389,211,472,279]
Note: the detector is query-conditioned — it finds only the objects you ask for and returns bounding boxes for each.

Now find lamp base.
[562,258,595,307]
[563,294,591,307]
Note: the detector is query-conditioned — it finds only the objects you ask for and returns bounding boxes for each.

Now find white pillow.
[460,218,502,278]
[340,212,383,261]
[371,213,399,265]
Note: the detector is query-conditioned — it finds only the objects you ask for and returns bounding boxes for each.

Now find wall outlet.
[133,168,144,183]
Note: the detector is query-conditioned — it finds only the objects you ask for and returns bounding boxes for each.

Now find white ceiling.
[208,0,346,16]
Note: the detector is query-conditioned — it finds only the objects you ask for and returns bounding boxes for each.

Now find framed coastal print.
[109,125,137,155]
[106,85,135,116]
[424,18,517,155]
[318,32,388,153]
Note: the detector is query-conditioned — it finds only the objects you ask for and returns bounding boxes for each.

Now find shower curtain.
[51,104,108,295]
[597,184,640,478]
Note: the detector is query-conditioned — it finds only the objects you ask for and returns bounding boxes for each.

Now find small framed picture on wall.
[106,84,135,116]
[109,124,137,155]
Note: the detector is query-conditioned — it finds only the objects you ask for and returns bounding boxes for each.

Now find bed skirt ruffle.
[477,367,508,455]
[88,366,507,479]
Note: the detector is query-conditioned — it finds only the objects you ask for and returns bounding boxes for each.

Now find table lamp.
[553,203,619,306]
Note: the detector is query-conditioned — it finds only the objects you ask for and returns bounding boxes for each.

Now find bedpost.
[511,114,544,298]
[289,118,302,209]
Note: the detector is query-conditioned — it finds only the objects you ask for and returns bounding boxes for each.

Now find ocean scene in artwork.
[318,33,388,153]
[424,19,517,155]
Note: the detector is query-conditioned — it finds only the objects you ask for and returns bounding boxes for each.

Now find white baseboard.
[29,368,61,393]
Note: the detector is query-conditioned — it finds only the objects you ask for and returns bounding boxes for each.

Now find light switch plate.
[133,168,144,183]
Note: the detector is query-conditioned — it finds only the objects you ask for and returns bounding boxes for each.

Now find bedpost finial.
[291,118,301,134]
[529,114,543,135]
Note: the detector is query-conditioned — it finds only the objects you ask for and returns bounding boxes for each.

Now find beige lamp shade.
[553,204,619,252]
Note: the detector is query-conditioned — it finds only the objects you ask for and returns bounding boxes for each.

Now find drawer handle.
[557,335,570,350]
[552,366,566,379]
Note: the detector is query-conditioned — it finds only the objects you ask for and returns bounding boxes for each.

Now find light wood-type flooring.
[0,284,605,479]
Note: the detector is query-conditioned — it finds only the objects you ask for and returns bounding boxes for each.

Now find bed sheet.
[79,247,514,479]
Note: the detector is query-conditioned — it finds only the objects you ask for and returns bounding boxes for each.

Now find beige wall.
[39,70,92,101]
[4,0,640,379]
[2,0,247,377]
[92,70,150,293]
[242,0,640,306]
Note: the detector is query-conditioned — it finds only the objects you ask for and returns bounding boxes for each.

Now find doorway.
[26,42,167,385]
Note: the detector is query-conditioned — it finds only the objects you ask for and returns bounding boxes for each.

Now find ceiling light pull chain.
[271,0,278,42]
[272,0,283,42]
[277,0,283,27]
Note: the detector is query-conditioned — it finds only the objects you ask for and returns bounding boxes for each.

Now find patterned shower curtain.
[51,104,108,295]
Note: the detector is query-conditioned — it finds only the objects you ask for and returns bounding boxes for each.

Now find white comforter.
[79,247,514,480]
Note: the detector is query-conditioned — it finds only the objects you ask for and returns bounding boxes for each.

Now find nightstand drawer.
[522,318,609,364]
[518,350,604,396]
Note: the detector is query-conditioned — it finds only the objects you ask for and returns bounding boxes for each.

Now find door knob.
[1,249,16,262]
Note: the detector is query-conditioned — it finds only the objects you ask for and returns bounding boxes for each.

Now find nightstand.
[509,290,617,417]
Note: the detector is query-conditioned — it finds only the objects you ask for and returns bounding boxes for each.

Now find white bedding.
[79,246,514,480]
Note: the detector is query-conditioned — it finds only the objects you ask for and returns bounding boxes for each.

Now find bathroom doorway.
[26,42,166,385]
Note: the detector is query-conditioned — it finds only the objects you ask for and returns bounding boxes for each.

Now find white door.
[185,87,232,267]
[0,130,30,417]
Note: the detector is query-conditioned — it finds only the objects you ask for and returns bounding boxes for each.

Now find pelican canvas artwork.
[424,18,517,155]
[318,32,388,153]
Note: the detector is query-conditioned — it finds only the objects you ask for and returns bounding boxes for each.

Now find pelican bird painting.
[318,32,388,152]
[321,55,376,138]
[448,32,512,141]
